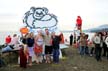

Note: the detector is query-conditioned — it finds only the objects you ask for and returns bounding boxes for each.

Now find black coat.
[27,38,34,47]
[52,36,61,49]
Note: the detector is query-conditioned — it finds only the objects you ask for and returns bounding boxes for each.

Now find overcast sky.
[0,0,108,31]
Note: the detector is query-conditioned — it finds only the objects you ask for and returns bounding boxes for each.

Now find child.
[19,45,28,68]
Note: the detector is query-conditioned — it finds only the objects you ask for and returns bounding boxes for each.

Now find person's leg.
[53,49,59,63]
[95,45,99,61]
[23,56,27,68]
[98,47,102,61]
[0,59,2,67]
[80,46,85,55]
[85,46,88,55]
[39,54,42,63]
[45,46,47,62]
[45,55,49,63]
[27,47,34,66]
[80,46,84,55]
[80,46,82,55]
[55,49,60,63]
[106,47,108,59]
[45,46,49,63]
[28,56,32,66]
[53,49,56,63]
[35,54,39,64]
[86,46,89,55]
[103,43,107,56]
[82,46,85,55]
[78,43,80,53]
[90,47,94,56]
[47,46,53,63]
[70,39,72,45]
[96,44,101,61]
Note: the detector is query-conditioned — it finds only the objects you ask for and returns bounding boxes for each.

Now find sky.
[0,0,108,31]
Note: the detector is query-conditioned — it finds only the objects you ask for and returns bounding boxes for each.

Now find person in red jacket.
[76,16,82,31]
[5,35,11,45]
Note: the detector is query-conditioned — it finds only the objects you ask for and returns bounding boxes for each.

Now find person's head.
[95,32,98,36]
[19,44,24,48]
[98,33,102,37]
[77,16,81,19]
[28,32,34,38]
[24,33,28,38]
[60,32,63,37]
[13,34,17,37]
[45,28,49,35]
[37,29,42,35]
[80,33,84,37]
[31,32,34,37]
[8,35,11,37]
[85,34,89,39]
[103,32,107,36]
[51,31,55,36]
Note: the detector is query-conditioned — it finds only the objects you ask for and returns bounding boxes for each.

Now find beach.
[0,46,108,71]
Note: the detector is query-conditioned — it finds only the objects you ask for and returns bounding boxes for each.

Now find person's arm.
[58,35,62,43]
[79,37,82,43]
[34,35,38,44]
[92,37,96,44]
[105,37,108,47]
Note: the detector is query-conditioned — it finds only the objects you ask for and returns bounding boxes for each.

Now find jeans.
[80,46,85,55]
[90,47,95,55]
[95,44,102,61]
[102,43,107,56]
[85,46,89,55]
[53,49,60,63]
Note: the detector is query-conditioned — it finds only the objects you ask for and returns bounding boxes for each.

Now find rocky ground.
[0,46,108,71]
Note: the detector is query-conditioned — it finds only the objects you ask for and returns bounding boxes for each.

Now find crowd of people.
[3,29,64,68]
[71,31,108,61]
[1,28,108,68]
[92,32,108,61]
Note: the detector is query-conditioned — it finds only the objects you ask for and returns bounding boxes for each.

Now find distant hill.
[85,24,108,33]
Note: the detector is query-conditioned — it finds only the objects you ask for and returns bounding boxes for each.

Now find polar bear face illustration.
[23,7,58,31]
[33,8,48,20]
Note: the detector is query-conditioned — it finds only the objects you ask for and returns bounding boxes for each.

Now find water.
[0,31,20,45]
[0,31,94,45]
